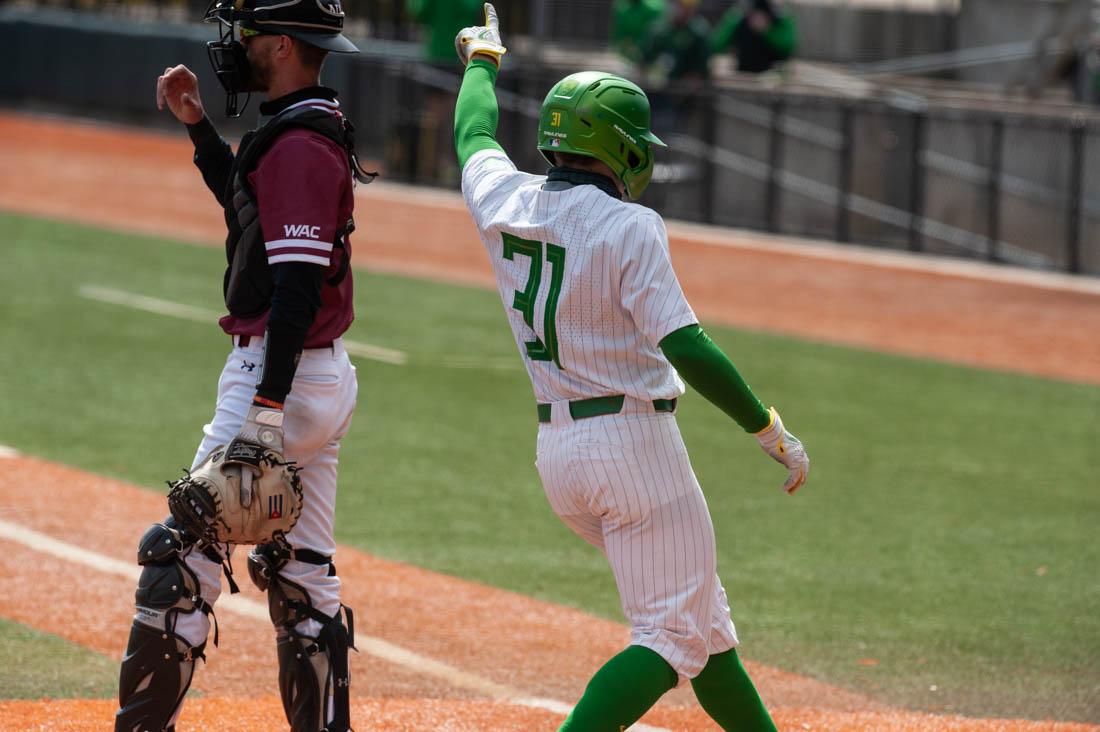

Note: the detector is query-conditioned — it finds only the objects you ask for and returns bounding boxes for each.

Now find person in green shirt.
[611,0,668,66]
[408,0,484,184]
[409,0,485,64]
[642,0,713,84]
[711,0,797,74]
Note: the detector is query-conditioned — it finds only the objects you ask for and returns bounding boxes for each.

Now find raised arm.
[763,14,797,58]
[453,3,508,169]
[454,59,506,169]
[709,7,743,53]
[186,118,235,205]
[156,64,234,204]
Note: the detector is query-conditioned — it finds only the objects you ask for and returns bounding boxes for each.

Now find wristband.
[253,395,284,410]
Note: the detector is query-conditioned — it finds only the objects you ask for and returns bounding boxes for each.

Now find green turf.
[1,211,1098,721]
[0,618,118,699]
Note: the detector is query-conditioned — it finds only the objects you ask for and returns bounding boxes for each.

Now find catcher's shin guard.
[277,612,354,732]
[115,522,213,732]
[250,542,355,732]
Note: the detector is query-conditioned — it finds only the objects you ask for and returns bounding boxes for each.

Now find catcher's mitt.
[168,441,303,546]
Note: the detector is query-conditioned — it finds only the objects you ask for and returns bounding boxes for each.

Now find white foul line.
[78,285,408,366]
[0,444,20,459]
[0,517,668,731]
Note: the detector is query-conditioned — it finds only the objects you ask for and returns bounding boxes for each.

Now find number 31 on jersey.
[502,232,565,369]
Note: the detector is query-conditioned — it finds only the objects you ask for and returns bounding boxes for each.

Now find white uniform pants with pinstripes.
[534,404,739,681]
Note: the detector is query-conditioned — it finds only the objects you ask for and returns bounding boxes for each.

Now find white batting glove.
[228,403,285,508]
[754,407,809,495]
[237,403,285,454]
[455,3,507,68]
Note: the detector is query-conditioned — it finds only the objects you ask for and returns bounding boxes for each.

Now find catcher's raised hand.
[754,407,810,495]
[156,64,205,125]
[455,3,507,67]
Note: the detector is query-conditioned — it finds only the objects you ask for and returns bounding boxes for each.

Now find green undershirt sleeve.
[764,15,798,57]
[709,9,743,53]
[660,324,770,433]
[454,58,506,169]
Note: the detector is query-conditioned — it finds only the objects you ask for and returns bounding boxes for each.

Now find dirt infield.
[2,454,1098,731]
[1,109,1099,730]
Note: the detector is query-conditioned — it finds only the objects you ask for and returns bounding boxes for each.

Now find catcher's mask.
[204,0,359,118]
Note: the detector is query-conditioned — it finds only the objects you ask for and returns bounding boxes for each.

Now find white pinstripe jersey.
[462,149,698,404]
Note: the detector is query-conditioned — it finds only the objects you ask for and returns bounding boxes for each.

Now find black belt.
[537,395,677,423]
[233,334,335,350]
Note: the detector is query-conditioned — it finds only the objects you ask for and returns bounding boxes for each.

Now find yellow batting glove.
[754,407,810,495]
[455,2,507,67]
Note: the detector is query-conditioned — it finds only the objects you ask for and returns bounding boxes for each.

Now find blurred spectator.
[407,0,483,184]
[642,0,712,86]
[408,0,484,64]
[611,0,668,66]
[711,0,797,74]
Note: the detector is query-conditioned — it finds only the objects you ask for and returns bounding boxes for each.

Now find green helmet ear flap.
[619,141,656,201]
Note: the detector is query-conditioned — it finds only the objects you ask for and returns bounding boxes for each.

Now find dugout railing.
[347,58,1100,275]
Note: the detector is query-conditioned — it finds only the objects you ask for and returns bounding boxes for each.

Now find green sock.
[558,645,678,731]
[690,649,777,731]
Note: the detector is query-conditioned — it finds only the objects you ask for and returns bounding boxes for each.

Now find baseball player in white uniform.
[454,6,810,730]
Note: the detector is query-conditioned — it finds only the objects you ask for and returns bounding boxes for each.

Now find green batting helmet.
[537,72,666,200]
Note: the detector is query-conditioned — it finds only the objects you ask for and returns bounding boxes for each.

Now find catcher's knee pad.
[250,542,355,732]
[116,522,212,732]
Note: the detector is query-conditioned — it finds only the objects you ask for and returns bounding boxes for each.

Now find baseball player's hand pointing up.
[156,65,205,125]
[754,407,810,494]
[455,3,507,67]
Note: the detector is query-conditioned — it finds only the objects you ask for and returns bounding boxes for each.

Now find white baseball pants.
[535,401,739,681]
[174,335,358,647]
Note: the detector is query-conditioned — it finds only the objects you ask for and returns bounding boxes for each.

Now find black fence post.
[398,61,418,183]
[700,87,717,225]
[392,0,409,41]
[366,1,380,39]
[1067,117,1086,274]
[766,97,785,234]
[837,104,854,243]
[908,110,927,252]
[987,117,1003,263]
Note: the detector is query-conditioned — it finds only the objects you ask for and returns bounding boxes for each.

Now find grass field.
[1,212,1098,722]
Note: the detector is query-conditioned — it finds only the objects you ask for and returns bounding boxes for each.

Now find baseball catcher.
[115,0,366,729]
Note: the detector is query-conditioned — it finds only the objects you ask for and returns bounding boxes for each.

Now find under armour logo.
[241,360,257,372]
[336,677,349,687]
